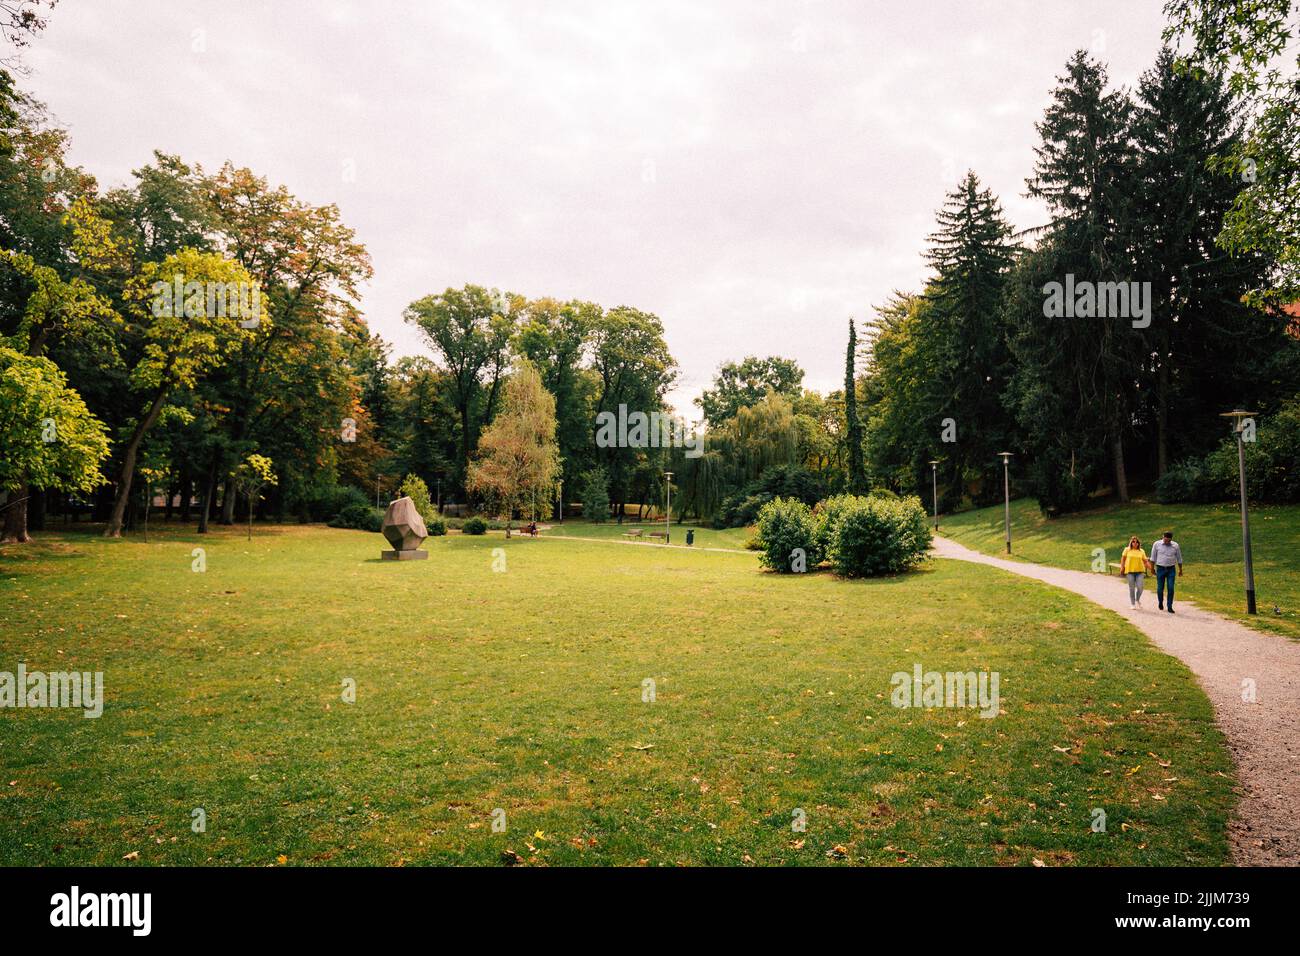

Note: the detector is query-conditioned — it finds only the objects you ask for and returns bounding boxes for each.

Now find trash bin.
[686,529,695,546]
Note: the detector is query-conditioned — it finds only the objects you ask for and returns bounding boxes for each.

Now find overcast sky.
[23,0,1170,417]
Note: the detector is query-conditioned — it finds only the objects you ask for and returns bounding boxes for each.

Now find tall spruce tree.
[1130,48,1285,474]
[1014,50,1141,504]
[923,171,1018,502]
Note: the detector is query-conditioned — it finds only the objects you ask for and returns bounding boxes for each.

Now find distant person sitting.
[1149,531,1184,614]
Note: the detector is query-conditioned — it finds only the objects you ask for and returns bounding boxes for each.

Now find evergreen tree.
[1014,50,1141,504]
[922,171,1018,502]
[843,319,866,493]
[1130,48,1288,474]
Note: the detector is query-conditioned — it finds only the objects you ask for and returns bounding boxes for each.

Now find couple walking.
[1119,531,1184,613]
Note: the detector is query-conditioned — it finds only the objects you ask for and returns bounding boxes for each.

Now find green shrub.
[1156,401,1300,504]
[826,494,931,577]
[300,484,368,522]
[1154,458,1222,504]
[580,468,611,523]
[399,474,438,525]
[426,516,447,536]
[1205,402,1300,503]
[812,494,860,558]
[755,497,820,572]
[462,516,489,535]
[328,503,383,532]
[712,466,828,528]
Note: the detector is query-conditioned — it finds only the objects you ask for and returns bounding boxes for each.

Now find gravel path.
[933,535,1300,865]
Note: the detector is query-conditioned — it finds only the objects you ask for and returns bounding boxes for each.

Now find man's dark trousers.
[1156,565,1176,609]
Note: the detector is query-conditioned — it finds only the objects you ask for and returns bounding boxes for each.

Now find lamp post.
[663,471,673,545]
[557,479,563,523]
[997,452,1013,554]
[1220,410,1258,614]
[928,459,940,531]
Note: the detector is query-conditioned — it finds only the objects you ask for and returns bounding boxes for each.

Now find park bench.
[647,531,668,541]
[622,528,643,538]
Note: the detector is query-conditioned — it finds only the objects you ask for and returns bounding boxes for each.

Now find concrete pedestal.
[381,549,428,561]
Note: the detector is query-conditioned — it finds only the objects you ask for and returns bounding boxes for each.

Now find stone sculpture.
[380,495,428,560]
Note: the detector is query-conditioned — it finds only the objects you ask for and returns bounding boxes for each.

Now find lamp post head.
[928,459,940,467]
[1220,409,1257,434]
[997,452,1013,463]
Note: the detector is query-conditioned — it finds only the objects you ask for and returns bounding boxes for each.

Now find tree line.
[862,38,1300,515]
[3,2,1298,543]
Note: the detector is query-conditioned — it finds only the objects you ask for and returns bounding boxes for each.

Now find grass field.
[0,523,1232,866]
[939,498,1300,641]
[539,518,753,550]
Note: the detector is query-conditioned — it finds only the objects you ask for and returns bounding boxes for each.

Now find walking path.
[933,535,1300,866]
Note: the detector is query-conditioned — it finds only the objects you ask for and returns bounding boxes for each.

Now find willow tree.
[466,358,560,535]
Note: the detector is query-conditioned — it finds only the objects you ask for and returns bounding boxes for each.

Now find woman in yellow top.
[1120,536,1152,609]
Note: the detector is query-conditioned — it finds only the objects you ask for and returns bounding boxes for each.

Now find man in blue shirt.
[1149,531,1184,613]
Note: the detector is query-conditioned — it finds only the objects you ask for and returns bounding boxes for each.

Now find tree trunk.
[105,390,169,537]
[1,483,30,543]
[29,488,46,532]
[1111,435,1129,503]
[221,484,238,525]
[460,404,473,483]
[1156,359,1169,478]
[180,468,193,523]
[198,452,220,534]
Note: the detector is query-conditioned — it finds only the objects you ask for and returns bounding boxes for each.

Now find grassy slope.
[939,498,1300,641]
[0,523,1231,866]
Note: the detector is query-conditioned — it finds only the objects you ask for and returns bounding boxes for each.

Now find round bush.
[462,516,488,535]
[328,502,383,532]
[812,494,860,558]
[826,494,931,577]
[426,516,447,536]
[1154,458,1221,504]
[755,497,820,573]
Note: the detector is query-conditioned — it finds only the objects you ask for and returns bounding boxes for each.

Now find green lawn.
[940,498,1300,641]
[539,518,754,550]
[0,523,1232,866]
